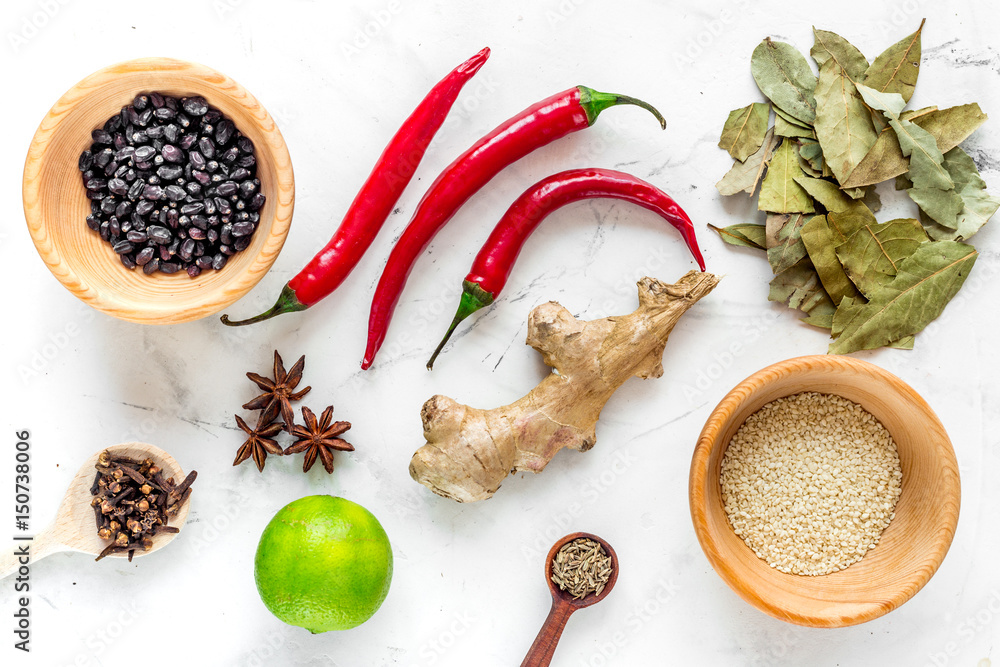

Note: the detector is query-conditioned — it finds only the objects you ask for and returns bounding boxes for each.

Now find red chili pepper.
[220,47,491,326]
[361,86,666,369]
[425,168,706,368]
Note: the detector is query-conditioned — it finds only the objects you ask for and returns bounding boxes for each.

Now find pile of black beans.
[78,92,266,277]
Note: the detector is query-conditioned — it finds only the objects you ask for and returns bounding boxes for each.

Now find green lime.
[254,495,393,633]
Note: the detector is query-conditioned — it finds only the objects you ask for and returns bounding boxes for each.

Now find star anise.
[243,351,311,430]
[284,406,354,474]
[234,402,285,472]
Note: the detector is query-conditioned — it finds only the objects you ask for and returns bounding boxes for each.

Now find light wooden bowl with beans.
[689,355,960,628]
[23,57,294,324]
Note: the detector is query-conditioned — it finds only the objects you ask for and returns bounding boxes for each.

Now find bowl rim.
[688,354,961,628]
[22,56,294,324]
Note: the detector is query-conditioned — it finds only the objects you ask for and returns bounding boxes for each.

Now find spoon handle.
[0,528,67,579]
[521,599,575,667]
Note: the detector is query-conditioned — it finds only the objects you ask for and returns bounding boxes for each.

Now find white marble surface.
[3,0,1000,665]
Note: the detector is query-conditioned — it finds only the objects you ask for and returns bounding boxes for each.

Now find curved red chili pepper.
[220,47,491,326]
[426,168,706,369]
[362,87,666,369]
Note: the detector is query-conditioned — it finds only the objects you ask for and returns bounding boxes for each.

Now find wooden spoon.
[0,442,192,579]
[521,532,619,667]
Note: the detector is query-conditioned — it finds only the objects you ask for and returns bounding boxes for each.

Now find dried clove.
[90,450,195,562]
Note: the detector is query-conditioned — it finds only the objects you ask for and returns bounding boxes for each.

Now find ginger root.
[410,270,720,502]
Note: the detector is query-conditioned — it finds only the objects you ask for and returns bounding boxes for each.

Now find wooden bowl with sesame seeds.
[23,57,294,324]
[689,355,960,628]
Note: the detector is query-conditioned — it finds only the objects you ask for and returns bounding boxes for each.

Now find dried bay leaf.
[751,38,818,124]
[758,140,816,214]
[862,19,924,103]
[766,213,810,273]
[835,218,929,297]
[908,185,964,228]
[801,291,837,329]
[708,222,767,250]
[829,240,977,354]
[841,104,988,188]
[797,135,830,177]
[923,146,1000,241]
[815,59,879,184]
[811,28,868,81]
[717,128,778,196]
[793,175,853,212]
[719,103,770,162]
[769,257,824,310]
[776,114,815,139]
[800,214,863,304]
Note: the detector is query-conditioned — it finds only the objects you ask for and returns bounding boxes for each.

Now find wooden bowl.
[23,57,294,324]
[689,355,960,627]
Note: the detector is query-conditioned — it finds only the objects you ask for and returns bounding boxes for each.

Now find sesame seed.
[719,392,902,576]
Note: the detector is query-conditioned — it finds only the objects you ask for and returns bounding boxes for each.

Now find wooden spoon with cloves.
[0,442,194,578]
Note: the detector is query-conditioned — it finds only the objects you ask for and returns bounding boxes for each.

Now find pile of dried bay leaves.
[712,20,995,354]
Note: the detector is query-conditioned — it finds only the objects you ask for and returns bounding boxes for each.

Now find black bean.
[237,136,254,154]
[154,107,176,121]
[100,220,110,241]
[101,198,117,215]
[92,128,114,144]
[236,155,256,169]
[219,244,234,256]
[216,181,238,197]
[221,146,239,164]
[134,145,156,162]
[182,97,209,116]
[193,170,211,186]
[166,209,180,228]
[143,258,160,274]
[136,247,155,266]
[120,253,138,269]
[161,145,183,163]
[207,229,219,243]
[115,201,133,218]
[205,160,220,173]
[108,178,128,195]
[239,180,258,198]
[164,185,186,201]
[230,167,251,182]
[196,255,213,269]
[220,223,233,245]
[113,240,134,254]
[128,107,142,125]
[159,245,172,261]
[109,218,121,237]
[162,124,179,143]
[86,177,107,191]
[215,120,234,146]
[104,115,123,134]
[86,214,100,231]
[198,137,216,158]
[249,193,266,211]
[203,198,217,215]
[94,149,113,168]
[180,202,204,216]
[185,182,203,197]
[232,221,254,237]
[137,108,153,127]
[204,109,221,123]
[135,200,155,216]
[234,235,253,252]
[128,179,145,200]
[188,150,206,170]
[133,94,149,111]
[176,113,191,129]
[211,253,227,270]
[134,161,153,171]
[127,230,148,243]
[86,189,105,201]
[157,165,183,180]
[145,125,165,140]
[121,218,133,233]
[188,227,206,240]
[158,208,169,224]
[186,265,201,278]
[179,238,195,260]
[132,130,149,144]
[79,150,94,171]
[147,226,172,244]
